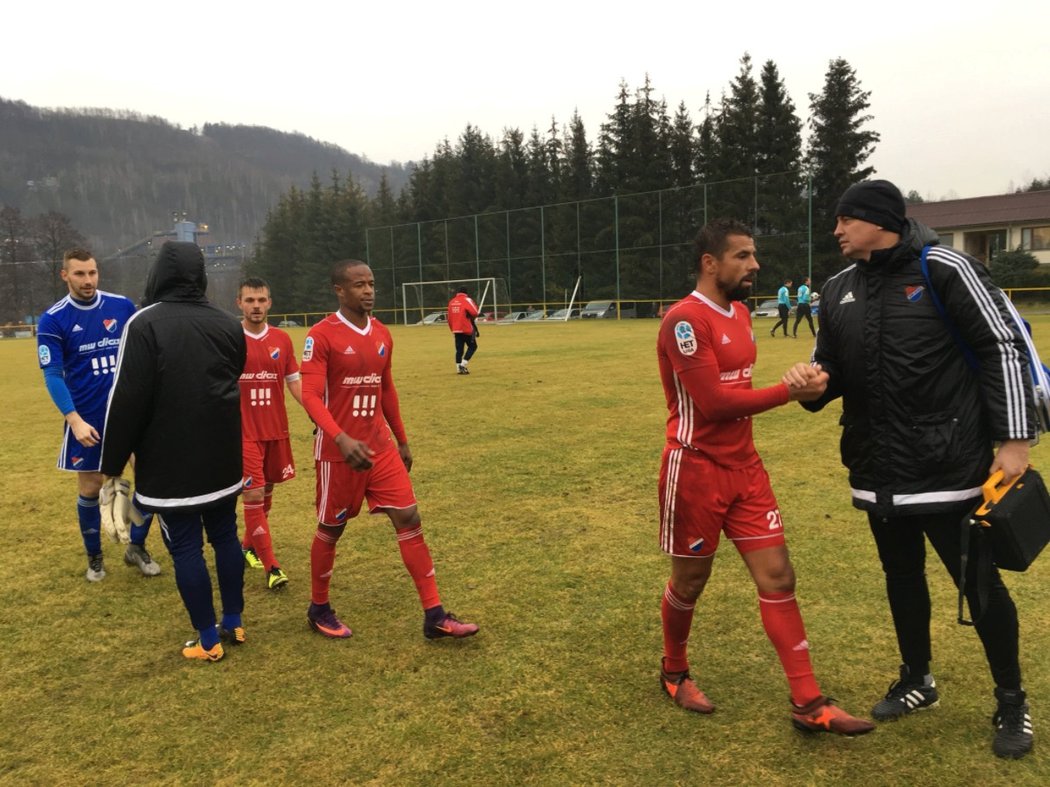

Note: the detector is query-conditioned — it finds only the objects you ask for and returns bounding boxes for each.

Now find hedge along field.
[2,315,1049,785]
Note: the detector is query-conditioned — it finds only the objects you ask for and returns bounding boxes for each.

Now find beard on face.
[726,282,752,302]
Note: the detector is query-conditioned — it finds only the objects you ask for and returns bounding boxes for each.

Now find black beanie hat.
[835,180,906,233]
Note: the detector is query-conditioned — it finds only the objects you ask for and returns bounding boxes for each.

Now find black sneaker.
[872,665,939,721]
[993,687,1033,759]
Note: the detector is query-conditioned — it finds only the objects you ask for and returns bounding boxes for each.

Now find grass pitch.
[2,316,1050,785]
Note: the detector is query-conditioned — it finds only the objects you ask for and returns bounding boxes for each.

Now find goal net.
[401,277,511,325]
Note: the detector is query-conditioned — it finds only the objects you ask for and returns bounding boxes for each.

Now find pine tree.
[560,111,592,201]
[668,101,695,190]
[711,53,761,221]
[694,92,718,186]
[755,59,804,240]
[595,81,632,194]
[806,58,880,237]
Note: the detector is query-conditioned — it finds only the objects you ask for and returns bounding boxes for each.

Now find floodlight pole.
[807,170,813,283]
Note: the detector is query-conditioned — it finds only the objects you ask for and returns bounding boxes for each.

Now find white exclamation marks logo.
[92,358,100,376]
[368,395,377,415]
[250,388,272,406]
[352,394,361,417]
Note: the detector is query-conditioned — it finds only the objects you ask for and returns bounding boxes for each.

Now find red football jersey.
[657,291,788,468]
[239,325,300,441]
[447,293,479,334]
[300,313,408,462]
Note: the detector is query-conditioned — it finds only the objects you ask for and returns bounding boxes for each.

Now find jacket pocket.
[908,411,959,471]
[838,413,869,471]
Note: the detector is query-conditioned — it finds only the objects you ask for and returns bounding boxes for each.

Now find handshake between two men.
[781,362,828,403]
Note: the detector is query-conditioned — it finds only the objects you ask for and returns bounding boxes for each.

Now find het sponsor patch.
[674,321,696,356]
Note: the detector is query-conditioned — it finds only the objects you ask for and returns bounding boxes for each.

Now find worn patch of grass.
[1,315,1049,784]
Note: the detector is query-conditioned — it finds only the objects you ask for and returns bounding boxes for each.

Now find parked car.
[580,300,637,319]
[416,312,448,325]
[497,311,529,324]
[550,307,581,320]
[753,299,796,317]
[277,319,300,327]
[522,310,548,321]
[581,300,615,319]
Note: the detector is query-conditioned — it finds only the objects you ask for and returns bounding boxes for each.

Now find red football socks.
[396,525,441,610]
[758,590,821,706]
[243,501,278,572]
[310,527,339,606]
[661,582,696,674]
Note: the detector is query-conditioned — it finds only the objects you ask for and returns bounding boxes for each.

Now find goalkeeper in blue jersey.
[36,248,161,582]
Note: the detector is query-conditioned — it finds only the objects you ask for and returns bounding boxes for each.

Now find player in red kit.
[236,278,302,592]
[299,260,479,641]
[656,218,873,736]
[447,287,479,374]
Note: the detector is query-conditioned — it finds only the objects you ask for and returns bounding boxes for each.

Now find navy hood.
[143,241,208,305]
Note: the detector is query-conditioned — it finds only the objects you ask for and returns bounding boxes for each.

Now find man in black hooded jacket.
[101,241,247,662]
[786,180,1035,759]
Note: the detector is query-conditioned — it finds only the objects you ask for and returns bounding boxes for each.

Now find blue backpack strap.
[920,244,980,371]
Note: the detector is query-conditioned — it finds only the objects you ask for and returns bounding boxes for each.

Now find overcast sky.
[5,1,1048,201]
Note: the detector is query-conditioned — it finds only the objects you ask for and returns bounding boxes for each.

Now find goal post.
[401,277,511,325]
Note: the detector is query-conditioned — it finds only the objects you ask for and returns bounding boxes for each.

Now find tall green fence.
[365,172,815,321]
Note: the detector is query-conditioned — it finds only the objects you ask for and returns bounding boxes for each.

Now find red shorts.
[658,447,785,557]
[242,438,296,490]
[315,447,417,525]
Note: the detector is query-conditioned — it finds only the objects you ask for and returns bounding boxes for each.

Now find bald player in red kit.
[656,218,872,736]
[299,259,479,641]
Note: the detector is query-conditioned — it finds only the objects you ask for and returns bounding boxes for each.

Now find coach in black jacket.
[792,180,1035,758]
[102,241,247,662]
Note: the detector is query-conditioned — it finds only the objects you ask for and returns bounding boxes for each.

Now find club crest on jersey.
[268,346,280,360]
[38,345,51,365]
[103,318,119,333]
[302,336,314,361]
[72,455,84,468]
[905,285,925,302]
[376,341,386,357]
[674,321,696,356]
[689,538,705,553]
[334,508,349,523]
[244,475,255,489]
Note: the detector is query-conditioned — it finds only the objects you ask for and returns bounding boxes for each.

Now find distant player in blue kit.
[36,248,161,581]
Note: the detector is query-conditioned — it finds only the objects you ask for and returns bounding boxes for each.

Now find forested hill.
[0,97,410,254]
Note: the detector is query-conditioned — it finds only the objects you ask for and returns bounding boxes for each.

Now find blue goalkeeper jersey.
[37,291,137,418]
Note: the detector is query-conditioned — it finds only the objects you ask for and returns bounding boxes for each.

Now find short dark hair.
[330,259,368,285]
[456,286,469,294]
[63,248,94,266]
[694,218,753,264]
[239,276,269,292]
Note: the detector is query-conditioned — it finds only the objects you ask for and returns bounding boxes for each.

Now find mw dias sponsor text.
[342,373,382,386]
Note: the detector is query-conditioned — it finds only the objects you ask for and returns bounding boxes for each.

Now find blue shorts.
[56,409,106,473]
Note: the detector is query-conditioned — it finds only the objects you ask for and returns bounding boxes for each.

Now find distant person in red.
[236,277,302,591]
[447,286,479,375]
[299,260,479,641]
[655,218,873,736]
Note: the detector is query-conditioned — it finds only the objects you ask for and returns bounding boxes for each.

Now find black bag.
[958,468,1050,625]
